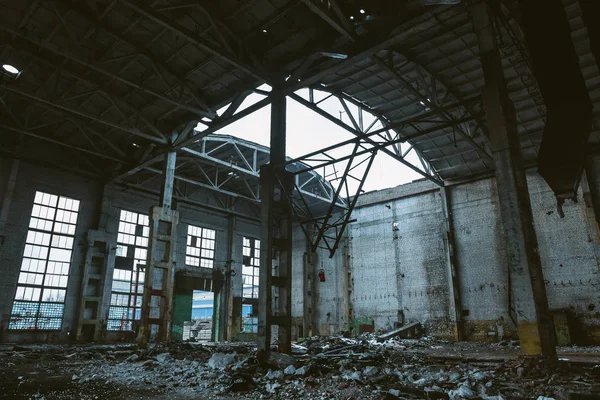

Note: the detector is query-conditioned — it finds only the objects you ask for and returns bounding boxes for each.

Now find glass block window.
[242,237,260,299]
[9,191,80,330]
[186,225,216,268]
[108,210,149,331]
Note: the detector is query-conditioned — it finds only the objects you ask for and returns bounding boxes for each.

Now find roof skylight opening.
[419,101,426,106]
[262,29,267,33]
[360,9,365,14]
[2,64,19,74]
[132,143,140,147]
[350,15,354,20]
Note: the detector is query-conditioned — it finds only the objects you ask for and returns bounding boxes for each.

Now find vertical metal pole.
[440,187,463,341]
[472,0,556,360]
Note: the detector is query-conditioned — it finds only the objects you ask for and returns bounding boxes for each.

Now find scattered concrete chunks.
[155,353,171,363]
[377,322,422,342]
[207,353,236,370]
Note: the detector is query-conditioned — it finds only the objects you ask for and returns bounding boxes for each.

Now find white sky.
[208,85,427,193]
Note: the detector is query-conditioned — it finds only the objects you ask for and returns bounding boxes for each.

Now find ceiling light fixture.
[350,15,354,20]
[2,64,19,74]
[262,29,267,33]
[360,9,365,14]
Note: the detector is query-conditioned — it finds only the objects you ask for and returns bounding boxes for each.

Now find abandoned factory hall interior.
[1,0,600,399]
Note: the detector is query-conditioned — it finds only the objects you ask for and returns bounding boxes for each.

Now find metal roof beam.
[299,0,356,41]
[144,167,260,203]
[53,0,216,118]
[371,56,493,163]
[284,10,442,93]
[115,182,261,222]
[121,0,271,84]
[312,85,443,181]
[175,95,272,148]
[0,122,126,163]
[0,26,212,120]
[3,86,167,144]
[289,91,444,186]
[10,45,167,141]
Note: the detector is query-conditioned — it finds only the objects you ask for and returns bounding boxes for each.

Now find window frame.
[9,191,80,331]
[185,224,216,269]
[107,209,149,332]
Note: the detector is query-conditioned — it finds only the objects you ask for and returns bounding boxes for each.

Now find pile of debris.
[2,334,600,399]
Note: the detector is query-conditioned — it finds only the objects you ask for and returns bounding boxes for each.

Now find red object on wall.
[318,269,326,282]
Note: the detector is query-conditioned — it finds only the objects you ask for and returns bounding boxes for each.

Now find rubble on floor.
[1,336,600,399]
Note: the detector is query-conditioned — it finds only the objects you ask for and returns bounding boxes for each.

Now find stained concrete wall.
[450,177,511,340]
[324,165,600,343]
[3,155,600,344]
[350,181,452,336]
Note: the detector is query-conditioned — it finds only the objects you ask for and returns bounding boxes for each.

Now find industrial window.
[186,225,216,268]
[242,237,260,299]
[108,210,149,331]
[9,191,80,330]
[241,237,260,333]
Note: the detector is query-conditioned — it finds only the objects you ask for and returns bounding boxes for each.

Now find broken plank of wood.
[377,322,422,342]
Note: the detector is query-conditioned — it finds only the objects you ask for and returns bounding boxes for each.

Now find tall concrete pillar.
[75,184,117,342]
[222,215,236,341]
[258,87,294,354]
[138,148,180,344]
[440,187,463,341]
[472,0,556,359]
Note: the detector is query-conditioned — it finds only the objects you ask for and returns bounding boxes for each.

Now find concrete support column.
[341,230,353,333]
[0,159,19,246]
[160,150,177,209]
[440,187,463,341]
[222,215,237,341]
[75,185,117,342]
[472,0,556,359]
[138,149,180,344]
[303,239,317,337]
[258,86,293,354]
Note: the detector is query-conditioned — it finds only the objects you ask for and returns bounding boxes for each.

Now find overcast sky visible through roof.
[208,85,428,194]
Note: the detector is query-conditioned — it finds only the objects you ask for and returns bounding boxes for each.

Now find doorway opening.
[183,289,214,341]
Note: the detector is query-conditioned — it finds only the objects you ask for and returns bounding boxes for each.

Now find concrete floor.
[1,339,600,400]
